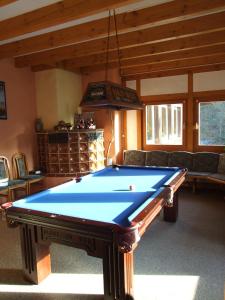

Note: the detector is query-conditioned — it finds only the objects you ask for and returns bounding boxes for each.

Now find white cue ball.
[115,167,119,171]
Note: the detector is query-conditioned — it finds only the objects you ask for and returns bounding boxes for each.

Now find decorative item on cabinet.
[74,112,96,130]
[35,118,44,132]
[37,129,104,177]
[54,120,72,131]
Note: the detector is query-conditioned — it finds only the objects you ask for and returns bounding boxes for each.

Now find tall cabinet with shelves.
[37,129,105,177]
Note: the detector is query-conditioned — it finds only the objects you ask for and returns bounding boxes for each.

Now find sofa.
[123,150,225,191]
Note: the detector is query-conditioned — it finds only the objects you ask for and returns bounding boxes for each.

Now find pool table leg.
[103,243,134,300]
[163,192,178,222]
[20,224,51,284]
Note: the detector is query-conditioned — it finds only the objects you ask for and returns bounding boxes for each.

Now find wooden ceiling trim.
[194,89,225,99]
[116,0,225,27]
[80,49,225,73]
[80,53,225,77]
[14,11,225,68]
[123,63,225,80]
[1,0,225,58]
[141,93,189,103]
[62,34,225,69]
[121,53,225,75]
[120,43,225,68]
[30,29,225,72]
[0,0,141,41]
[0,0,17,7]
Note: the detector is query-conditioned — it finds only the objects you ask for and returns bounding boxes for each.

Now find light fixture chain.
[113,9,122,79]
[105,10,111,82]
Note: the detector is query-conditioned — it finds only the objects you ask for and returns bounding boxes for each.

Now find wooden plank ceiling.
[1,0,225,80]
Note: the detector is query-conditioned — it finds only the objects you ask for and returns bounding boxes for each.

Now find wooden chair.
[12,152,44,194]
[0,156,27,202]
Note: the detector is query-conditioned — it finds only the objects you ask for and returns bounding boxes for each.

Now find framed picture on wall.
[0,81,7,120]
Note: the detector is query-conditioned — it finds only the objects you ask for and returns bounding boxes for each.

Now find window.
[146,103,183,145]
[198,100,225,146]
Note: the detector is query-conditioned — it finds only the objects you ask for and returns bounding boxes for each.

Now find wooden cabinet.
[37,130,105,177]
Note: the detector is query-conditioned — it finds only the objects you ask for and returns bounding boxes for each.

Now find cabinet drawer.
[59,164,69,173]
[69,154,80,163]
[48,144,58,153]
[79,143,88,152]
[59,154,69,163]
[49,154,58,163]
[48,164,59,174]
[79,153,89,162]
[59,144,69,153]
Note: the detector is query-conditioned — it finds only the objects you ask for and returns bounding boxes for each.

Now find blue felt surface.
[12,166,181,226]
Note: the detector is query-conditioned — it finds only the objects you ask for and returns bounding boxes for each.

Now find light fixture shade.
[80,81,143,110]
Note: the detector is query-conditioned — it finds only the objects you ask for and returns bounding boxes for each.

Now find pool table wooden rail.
[1,166,187,300]
[2,167,187,253]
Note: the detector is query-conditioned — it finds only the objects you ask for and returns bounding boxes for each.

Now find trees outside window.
[199,100,225,146]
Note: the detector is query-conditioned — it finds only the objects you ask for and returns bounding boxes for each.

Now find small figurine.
[54,120,72,131]
[35,118,44,132]
[86,117,96,129]
[77,118,86,129]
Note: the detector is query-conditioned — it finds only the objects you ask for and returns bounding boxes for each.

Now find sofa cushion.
[192,152,219,173]
[146,151,169,166]
[168,151,193,170]
[187,171,211,178]
[208,173,225,183]
[123,150,146,166]
[217,153,225,174]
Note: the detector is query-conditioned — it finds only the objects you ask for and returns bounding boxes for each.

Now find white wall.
[141,75,188,96]
[126,80,138,149]
[126,80,136,90]
[126,110,138,150]
[193,70,225,92]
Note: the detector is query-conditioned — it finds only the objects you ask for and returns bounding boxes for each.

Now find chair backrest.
[0,156,10,180]
[12,152,29,178]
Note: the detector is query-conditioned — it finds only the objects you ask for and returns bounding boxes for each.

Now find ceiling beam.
[62,31,225,69]
[31,30,225,71]
[1,0,225,58]
[120,53,225,76]
[121,44,225,68]
[14,11,225,68]
[79,52,225,76]
[123,63,225,80]
[0,0,17,7]
[0,0,141,40]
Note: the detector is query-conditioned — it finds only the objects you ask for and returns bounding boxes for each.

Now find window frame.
[143,99,187,151]
[194,97,225,152]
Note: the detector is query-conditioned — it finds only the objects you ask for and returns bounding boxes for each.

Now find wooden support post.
[164,192,179,222]
[103,243,134,300]
[187,72,194,152]
[20,224,51,284]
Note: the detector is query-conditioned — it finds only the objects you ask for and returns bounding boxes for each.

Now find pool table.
[2,165,186,300]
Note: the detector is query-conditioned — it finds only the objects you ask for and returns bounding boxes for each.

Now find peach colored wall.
[0,58,37,173]
[82,68,121,163]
